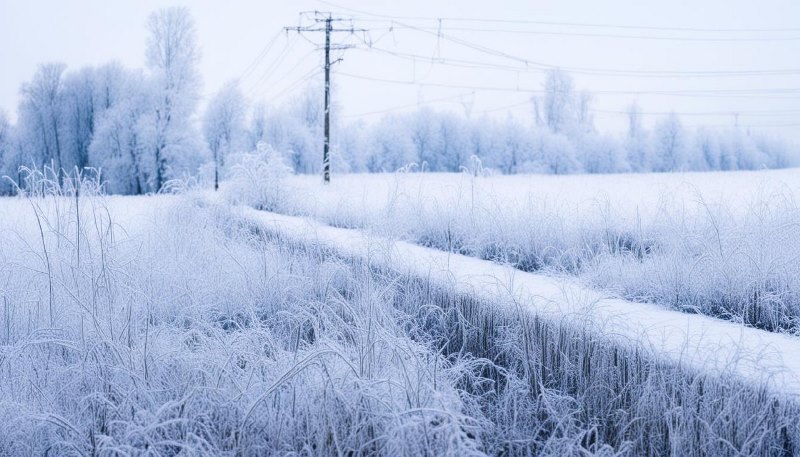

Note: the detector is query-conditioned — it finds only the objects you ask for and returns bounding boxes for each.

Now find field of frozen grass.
[0,182,503,455]
[1,172,799,455]
[250,168,800,333]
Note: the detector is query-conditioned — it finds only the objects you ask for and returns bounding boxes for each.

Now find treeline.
[296,69,797,175]
[0,8,796,196]
[0,7,203,195]
[202,69,798,181]
[231,74,796,178]
[338,105,796,175]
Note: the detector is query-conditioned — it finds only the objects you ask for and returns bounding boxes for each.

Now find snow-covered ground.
[249,168,800,333]
[0,165,800,455]
[3,176,800,454]
[276,168,800,223]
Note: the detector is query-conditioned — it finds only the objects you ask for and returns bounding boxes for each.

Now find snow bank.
[244,207,800,397]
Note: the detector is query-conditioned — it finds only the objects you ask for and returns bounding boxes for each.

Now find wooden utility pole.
[323,16,332,183]
[285,12,365,183]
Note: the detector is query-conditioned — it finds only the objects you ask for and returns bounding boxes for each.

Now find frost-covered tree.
[335,119,368,172]
[93,63,130,115]
[653,112,686,172]
[248,103,312,173]
[203,81,246,190]
[467,116,491,168]
[61,67,96,170]
[729,129,767,170]
[533,69,580,135]
[365,115,416,171]
[531,69,600,172]
[694,128,720,171]
[439,112,471,171]
[0,110,8,159]
[756,134,796,169]
[624,103,652,172]
[144,6,202,191]
[286,86,325,173]
[627,103,644,140]
[0,110,11,193]
[534,129,581,174]
[247,86,326,174]
[16,63,67,172]
[483,116,534,174]
[577,132,629,174]
[88,70,152,194]
[248,102,269,150]
[406,108,441,171]
[575,91,594,133]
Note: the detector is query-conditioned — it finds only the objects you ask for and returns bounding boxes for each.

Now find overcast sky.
[1,0,799,140]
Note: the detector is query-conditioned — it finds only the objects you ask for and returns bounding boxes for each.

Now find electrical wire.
[269,68,324,102]
[236,29,286,83]
[316,0,800,34]
[246,48,319,99]
[365,24,800,42]
[244,34,303,98]
[341,91,475,117]
[351,41,800,78]
[336,71,800,98]
[592,108,800,117]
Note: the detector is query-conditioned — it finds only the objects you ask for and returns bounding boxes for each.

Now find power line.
[248,50,320,100]
[348,21,800,105]
[236,29,286,84]
[341,91,475,118]
[322,3,800,81]
[316,0,800,34]
[342,97,800,121]
[337,71,800,98]
[269,68,325,102]
[367,24,800,42]
[473,101,532,115]
[352,42,800,78]
[244,34,302,98]
[272,2,800,134]
[688,122,800,128]
[591,108,800,117]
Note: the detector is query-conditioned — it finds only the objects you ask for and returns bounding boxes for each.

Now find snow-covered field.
[2,170,800,455]
[278,168,800,222]
[255,168,800,333]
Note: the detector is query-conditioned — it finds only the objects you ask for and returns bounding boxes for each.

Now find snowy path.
[242,207,800,398]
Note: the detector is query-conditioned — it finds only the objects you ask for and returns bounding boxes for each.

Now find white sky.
[1,0,799,140]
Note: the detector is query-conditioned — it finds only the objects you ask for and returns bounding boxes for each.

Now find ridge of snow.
[242,207,800,398]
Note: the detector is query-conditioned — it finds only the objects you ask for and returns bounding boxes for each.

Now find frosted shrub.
[225,142,293,211]
[461,155,493,178]
[160,173,202,194]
